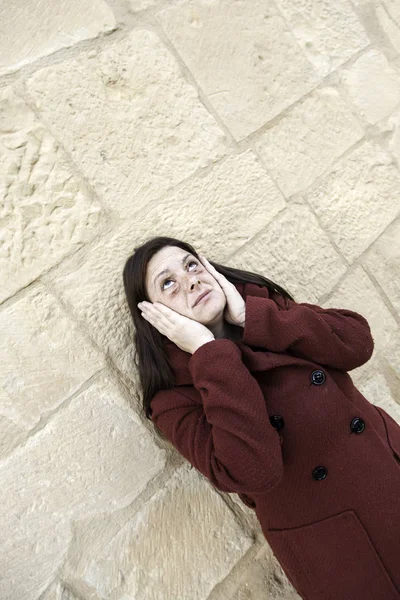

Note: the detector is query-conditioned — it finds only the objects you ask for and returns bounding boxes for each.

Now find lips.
[194,290,211,307]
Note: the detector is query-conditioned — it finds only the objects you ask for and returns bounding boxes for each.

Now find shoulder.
[236,281,288,309]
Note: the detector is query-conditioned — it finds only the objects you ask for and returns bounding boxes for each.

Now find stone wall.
[1,0,400,598]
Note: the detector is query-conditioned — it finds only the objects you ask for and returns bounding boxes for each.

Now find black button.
[312,466,327,480]
[270,415,285,431]
[350,417,365,434]
[311,369,325,385]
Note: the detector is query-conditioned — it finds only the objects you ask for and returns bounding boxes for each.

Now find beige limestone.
[359,372,400,424]
[304,141,400,264]
[229,200,347,304]
[1,2,400,599]
[0,87,103,304]
[0,374,166,600]
[157,0,321,140]
[363,212,400,316]
[232,545,301,599]
[0,0,116,76]
[377,104,400,165]
[26,29,229,220]
[254,86,364,197]
[376,0,400,54]
[129,0,160,10]
[275,0,370,77]
[381,332,400,381]
[0,285,105,458]
[63,465,253,600]
[340,48,400,124]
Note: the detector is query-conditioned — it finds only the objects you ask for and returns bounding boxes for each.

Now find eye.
[161,261,198,290]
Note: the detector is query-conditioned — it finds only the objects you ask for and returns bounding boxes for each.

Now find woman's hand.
[137,302,215,354]
[198,255,246,327]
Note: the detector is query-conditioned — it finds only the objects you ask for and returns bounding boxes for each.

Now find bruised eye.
[162,261,198,290]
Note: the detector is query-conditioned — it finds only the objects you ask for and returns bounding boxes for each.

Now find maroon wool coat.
[150,282,400,600]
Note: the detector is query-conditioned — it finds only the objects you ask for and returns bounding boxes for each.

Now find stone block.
[254,87,364,197]
[75,465,253,600]
[0,87,103,303]
[304,141,400,263]
[376,0,400,54]
[0,373,166,600]
[0,0,116,75]
[340,49,400,124]
[232,544,301,599]
[275,0,370,77]
[157,0,320,140]
[230,200,347,304]
[0,285,104,456]
[359,372,400,420]
[26,30,229,220]
[363,218,400,317]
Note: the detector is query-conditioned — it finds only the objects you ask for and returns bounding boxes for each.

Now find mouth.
[194,290,211,307]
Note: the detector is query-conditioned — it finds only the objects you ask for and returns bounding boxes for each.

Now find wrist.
[191,336,215,354]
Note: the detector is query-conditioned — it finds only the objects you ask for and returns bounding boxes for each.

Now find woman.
[123,235,400,600]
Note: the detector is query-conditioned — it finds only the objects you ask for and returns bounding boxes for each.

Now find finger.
[200,256,225,281]
[200,255,232,289]
[199,255,221,279]
[141,309,165,335]
[141,302,176,330]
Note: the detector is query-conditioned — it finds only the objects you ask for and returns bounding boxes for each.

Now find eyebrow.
[154,253,192,286]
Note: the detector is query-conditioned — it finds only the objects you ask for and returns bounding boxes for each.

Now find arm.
[241,283,374,371]
[151,339,283,496]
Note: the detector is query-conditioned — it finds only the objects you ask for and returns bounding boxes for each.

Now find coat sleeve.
[150,338,284,496]
[241,283,374,371]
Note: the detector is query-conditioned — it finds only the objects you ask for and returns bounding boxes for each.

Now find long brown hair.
[122,236,296,421]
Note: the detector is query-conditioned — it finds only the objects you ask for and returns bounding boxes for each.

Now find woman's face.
[145,246,227,326]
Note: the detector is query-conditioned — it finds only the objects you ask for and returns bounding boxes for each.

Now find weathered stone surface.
[0,0,116,75]
[39,580,80,600]
[231,545,301,599]
[377,104,400,165]
[381,330,400,381]
[48,150,286,381]
[275,0,370,77]
[230,200,347,304]
[129,0,160,11]
[73,465,252,600]
[304,142,400,264]
[157,0,320,140]
[376,0,400,54]
[0,285,104,457]
[359,372,400,423]
[363,218,400,317]
[0,373,166,600]
[0,87,103,304]
[340,49,400,124]
[254,87,364,197]
[26,29,229,220]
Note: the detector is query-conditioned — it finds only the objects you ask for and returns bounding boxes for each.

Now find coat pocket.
[267,510,399,600]
[374,405,400,461]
